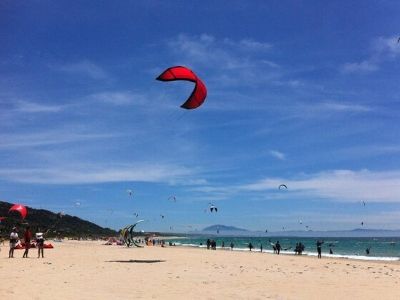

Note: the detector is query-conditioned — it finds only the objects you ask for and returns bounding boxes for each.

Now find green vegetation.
[0,201,117,238]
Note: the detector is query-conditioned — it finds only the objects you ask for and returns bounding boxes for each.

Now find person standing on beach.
[230,242,234,250]
[276,241,281,255]
[22,226,32,258]
[206,239,211,250]
[36,228,45,258]
[316,240,324,259]
[260,244,263,252]
[9,227,19,258]
[248,242,253,251]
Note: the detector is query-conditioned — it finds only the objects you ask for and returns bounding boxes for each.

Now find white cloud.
[0,130,118,149]
[342,35,400,74]
[269,150,286,160]
[318,101,371,113]
[241,169,400,203]
[166,34,281,87]
[89,91,145,106]
[14,100,64,113]
[342,61,379,73]
[0,163,192,184]
[55,60,108,79]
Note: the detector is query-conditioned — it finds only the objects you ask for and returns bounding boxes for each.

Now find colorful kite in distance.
[156,66,207,109]
[9,204,28,219]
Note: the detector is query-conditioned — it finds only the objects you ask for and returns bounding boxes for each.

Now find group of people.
[206,239,217,250]
[8,226,46,258]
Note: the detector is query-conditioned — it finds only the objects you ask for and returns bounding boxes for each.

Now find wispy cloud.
[0,163,192,184]
[317,101,371,113]
[88,91,146,106]
[54,60,108,79]
[269,150,286,160]
[342,60,379,73]
[341,35,400,74]
[14,100,65,113]
[241,169,400,203]
[166,34,282,88]
[0,130,118,149]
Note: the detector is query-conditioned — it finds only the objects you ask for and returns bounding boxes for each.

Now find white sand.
[1,241,400,299]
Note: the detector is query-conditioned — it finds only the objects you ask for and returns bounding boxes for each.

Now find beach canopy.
[156,66,207,109]
[8,204,27,219]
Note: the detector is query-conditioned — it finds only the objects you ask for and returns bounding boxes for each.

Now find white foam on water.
[174,242,400,261]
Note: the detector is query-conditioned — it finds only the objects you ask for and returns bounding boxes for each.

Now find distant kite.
[279,184,287,190]
[168,196,177,202]
[126,189,133,197]
[9,204,28,219]
[156,66,207,109]
[209,203,218,213]
[160,214,165,219]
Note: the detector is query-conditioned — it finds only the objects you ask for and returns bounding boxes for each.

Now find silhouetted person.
[366,247,371,255]
[22,226,32,258]
[230,242,234,250]
[276,241,281,255]
[248,242,253,251]
[206,239,211,250]
[260,244,263,252]
[316,240,324,259]
[329,248,333,255]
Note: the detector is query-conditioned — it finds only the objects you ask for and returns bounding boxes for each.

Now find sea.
[167,236,400,261]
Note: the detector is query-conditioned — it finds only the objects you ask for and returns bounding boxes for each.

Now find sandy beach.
[0,241,399,299]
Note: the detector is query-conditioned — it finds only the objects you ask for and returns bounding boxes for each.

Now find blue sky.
[1,0,400,232]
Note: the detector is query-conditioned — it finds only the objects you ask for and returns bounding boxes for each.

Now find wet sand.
[1,240,399,299]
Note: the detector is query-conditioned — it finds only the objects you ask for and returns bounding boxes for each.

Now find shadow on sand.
[106,259,166,264]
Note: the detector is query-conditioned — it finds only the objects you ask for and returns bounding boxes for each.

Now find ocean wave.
[173,242,399,261]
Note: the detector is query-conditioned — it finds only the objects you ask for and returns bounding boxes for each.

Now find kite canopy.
[0,217,6,223]
[121,220,145,248]
[156,66,207,109]
[208,203,218,213]
[279,184,288,190]
[9,204,28,219]
[168,196,177,202]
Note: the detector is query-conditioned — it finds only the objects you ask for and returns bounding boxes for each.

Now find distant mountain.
[202,224,248,232]
[0,201,117,237]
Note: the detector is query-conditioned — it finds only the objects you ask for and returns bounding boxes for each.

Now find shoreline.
[172,242,400,263]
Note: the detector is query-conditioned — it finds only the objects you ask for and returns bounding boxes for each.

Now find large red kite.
[9,204,28,219]
[0,217,6,223]
[156,66,207,109]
